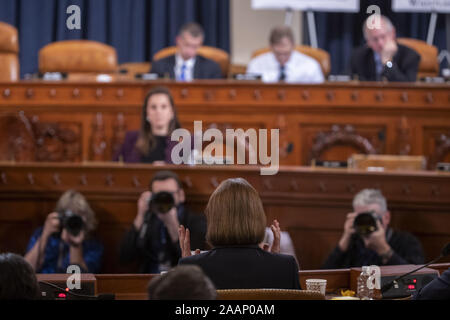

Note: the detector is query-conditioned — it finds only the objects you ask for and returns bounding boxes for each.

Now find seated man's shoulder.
[153,54,175,64]
[292,51,322,68]
[351,45,370,58]
[397,43,421,60]
[249,51,274,64]
[197,55,222,70]
[392,229,421,243]
[150,55,175,72]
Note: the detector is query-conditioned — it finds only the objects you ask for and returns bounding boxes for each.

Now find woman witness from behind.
[113,86,181,164]
[178,177,301,290]
[24,190,103,273]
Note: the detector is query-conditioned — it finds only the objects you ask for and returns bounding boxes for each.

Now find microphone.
[381,242,450,294]
[39,281,115,300]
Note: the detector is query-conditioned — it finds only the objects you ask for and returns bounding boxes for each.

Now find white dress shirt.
[175,54,196,82]
[246,50,324,84]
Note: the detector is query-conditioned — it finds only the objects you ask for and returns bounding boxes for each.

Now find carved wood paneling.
[303,124,385,165]
[1,164,450,271]
[1,81,450,166]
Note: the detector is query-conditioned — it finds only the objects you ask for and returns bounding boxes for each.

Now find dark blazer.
[413,268,450,300]
[350,43,420,82]
[179,245,301,290]
[322,228,425,269]
[112,130,176,163]
[120,205,206,273]
[150,54,223,79]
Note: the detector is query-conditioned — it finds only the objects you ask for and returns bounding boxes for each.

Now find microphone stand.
[381,254,443,293]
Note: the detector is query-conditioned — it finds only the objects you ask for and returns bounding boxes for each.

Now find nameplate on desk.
[314,160,348,168]
[40,72,68,81]
[327,75,351,82]
[422,77,446,83]
[135,73,159,80]
[233,73,261,81]
[437,162,450,172]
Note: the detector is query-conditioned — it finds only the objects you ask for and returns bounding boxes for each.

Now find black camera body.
[353,211,381,236]
[148,191,175,215]
[58,210,84,236]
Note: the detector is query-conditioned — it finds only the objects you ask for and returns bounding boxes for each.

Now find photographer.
[119,170,206,273]
[24,190,103,273]
[322,189,424,269]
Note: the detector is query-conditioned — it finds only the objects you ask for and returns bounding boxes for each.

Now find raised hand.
[270,219,281,253]
[179,225,192,257]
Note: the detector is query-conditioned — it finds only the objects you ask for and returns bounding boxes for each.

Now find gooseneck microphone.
[381,242,450,294]
[39,281,115,300]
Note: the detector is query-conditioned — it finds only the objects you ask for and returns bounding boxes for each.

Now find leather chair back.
[39,40,118,74]
[0,22,20,81]
[397,38,439,79]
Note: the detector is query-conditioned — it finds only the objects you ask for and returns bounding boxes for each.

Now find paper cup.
[306,279,327,296]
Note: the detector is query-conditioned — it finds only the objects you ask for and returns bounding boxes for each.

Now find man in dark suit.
[351,14,420,82]
[150,22,223,80]
[119,170,206,273]
[413,268,450,300]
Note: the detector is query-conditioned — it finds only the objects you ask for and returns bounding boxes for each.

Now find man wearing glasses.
[120,170,206,273]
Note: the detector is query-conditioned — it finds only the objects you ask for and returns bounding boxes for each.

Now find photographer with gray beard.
[323,189,424,269]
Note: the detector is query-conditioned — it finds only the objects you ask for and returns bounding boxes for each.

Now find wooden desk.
[1,80,449,167]
[35,263,450,300]
[1,163,449,272]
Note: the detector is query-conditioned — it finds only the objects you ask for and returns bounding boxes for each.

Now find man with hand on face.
[322,189,424,269]
[150,22,223,80]
[119,170,206,273]
[350,14,420,82]
[246,25,324,83]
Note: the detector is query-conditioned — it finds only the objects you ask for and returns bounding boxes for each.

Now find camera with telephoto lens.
[353,211,381,236]
[58,210,85,236]
[148,191,175,215]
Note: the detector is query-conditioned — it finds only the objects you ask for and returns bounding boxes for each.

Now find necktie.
[374,54,383,81]
[179,64,187,81]
[279,65,286,81]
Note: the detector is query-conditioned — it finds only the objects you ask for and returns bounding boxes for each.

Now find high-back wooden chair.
[397,38,439,79]
[39,40,118,74]
[0,21,20,81]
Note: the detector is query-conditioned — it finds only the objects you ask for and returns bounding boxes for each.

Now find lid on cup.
[306,278,327,283]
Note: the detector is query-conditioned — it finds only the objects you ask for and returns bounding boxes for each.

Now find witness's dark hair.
[178,22,204,38]
[269,25,295,46]
[149,170,183,191]
[148,265,216,300]
[136,86,181,155]
[0,253,40,300]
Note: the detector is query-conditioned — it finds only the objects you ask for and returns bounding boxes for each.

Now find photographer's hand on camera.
[134,191,152,230]
[363,219,392,262]
[61,228,85,247]
[338,212,357,252]
[24,212,60,270]
[42,212,61,239]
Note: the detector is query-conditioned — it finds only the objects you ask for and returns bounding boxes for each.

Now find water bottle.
[357,266,373,300]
